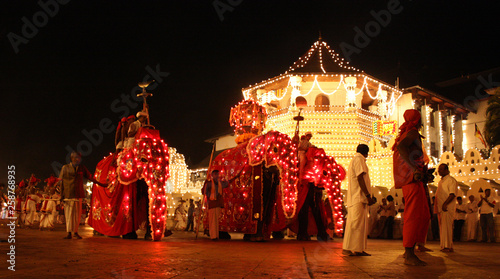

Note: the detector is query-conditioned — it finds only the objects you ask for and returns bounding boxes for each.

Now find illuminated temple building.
[238,37,500,196]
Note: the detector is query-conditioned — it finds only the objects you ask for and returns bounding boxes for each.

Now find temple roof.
[285,38,361,74]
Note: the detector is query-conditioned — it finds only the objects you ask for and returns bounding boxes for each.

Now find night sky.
[1,0,499,184]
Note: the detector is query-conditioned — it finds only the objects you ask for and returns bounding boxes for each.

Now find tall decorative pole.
[293,108,304,141]
[137,80,155,126]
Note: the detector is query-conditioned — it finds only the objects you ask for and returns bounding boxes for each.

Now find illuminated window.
[295,96,307,107]
[315,94,330,111]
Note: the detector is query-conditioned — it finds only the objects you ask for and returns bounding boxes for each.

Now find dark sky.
[1,0,499,184]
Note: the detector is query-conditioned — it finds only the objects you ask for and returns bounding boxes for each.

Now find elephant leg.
[256,166,280,241]
[250,221,265,242]
[297,183,313,241]
[312,188,328,241]
[272,231,285,239]
[136,180,151,239]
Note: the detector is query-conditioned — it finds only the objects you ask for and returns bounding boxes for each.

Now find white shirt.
[385,201,396,217]
[346,152,371,207]
[455,203,467,220]
[479,196,496,214]
[369,203,379,219]
[435,174,458,213]
[466,200,478,215]
[128,120,143,137]
[379,204,389,217]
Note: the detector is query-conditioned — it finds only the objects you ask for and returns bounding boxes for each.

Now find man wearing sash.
[59,151,106,239]
[203,170,228,240]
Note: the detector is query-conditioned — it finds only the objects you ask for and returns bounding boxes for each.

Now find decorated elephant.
[293,146,346,240]
[89,128,170,241]
[205,130,345,241]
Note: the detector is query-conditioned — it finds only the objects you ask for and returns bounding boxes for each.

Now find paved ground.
[1,220,499,279]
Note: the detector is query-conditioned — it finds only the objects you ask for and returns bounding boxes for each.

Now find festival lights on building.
[168,147,189,193]
[438,110,444,158]
[425,105,432,158]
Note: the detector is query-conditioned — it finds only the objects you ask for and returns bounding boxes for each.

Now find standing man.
[435,163,457,252]
[298,132,316,178]
[392,109,430,266]
[59,151,106,239]
[203,170,228,240]
[185,199,195,232]
[478,189,496,243]
[383,195,396,239]
[465,195,479,241]
[124,111,148,149]
[193,200,202,232]
[454,196,467,241]
[342,144,374,256]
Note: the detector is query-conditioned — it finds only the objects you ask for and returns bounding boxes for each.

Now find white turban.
[136,111,148,118]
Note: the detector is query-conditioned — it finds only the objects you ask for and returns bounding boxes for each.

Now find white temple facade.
[240,38,499,194]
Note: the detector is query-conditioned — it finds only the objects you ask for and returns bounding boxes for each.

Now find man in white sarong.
[24,188,41,228]
[478,189,496,242]
[465,195,479,241]
[59,151,106,239]
[39,188,59,230]
[435,164,457,252]
[342,144,374,256]
[173,200,187,230]
[203,170,229,240]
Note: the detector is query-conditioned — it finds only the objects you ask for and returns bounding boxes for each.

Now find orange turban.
[392,109,422,151]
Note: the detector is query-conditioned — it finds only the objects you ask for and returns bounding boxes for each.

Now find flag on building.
[475,124,488,148]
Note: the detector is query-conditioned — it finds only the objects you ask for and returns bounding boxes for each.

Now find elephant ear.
[246,131,299,219]
[94,154,116,185]
[116,149,139,185]
[246,133,268,166]
[209,141,250,182]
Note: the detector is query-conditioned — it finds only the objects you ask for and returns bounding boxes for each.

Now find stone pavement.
[1,220,499,278]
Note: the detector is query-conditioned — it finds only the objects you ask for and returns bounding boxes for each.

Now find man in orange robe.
[392,109,430,266]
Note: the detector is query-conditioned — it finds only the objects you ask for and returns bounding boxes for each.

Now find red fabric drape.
[402,181,430,247]
[89,155,147,236]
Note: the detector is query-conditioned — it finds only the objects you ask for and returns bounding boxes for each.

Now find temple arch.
[315,94,330,111]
